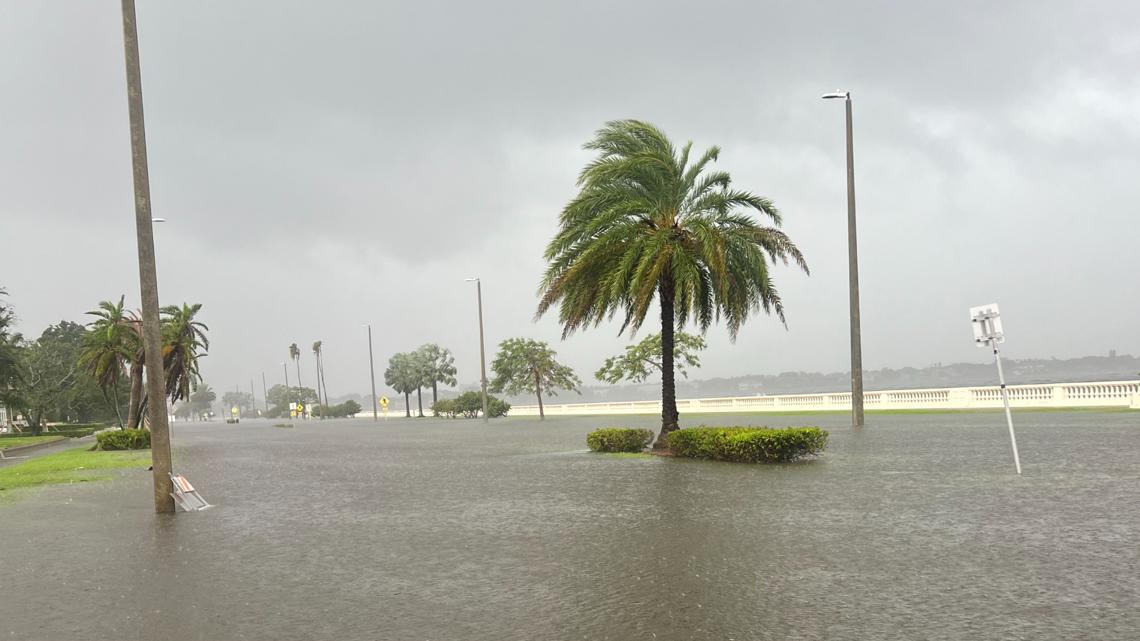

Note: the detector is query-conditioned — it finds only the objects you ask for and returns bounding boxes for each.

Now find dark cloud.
[2,1,1138,398]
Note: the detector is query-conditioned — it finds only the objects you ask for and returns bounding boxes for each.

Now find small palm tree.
[79,296,133,426]
[537,120,808,447]
[161,303,209,404]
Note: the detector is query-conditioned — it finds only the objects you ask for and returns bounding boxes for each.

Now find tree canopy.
[536,120,807,445]
[595,332,706,384]
[489,338,580,419]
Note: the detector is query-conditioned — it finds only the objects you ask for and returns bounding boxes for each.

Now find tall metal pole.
[250,379,256,417]
[367,324,378,422]
[476,280,489,422]
[283,362,289,388]
[843,94,865,427]
[262,372,269,414]
[992,344,1022,474]
[120,0,173,513]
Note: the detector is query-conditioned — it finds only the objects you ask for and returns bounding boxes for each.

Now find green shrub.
[586,428,654,453]
[454,392,484,418]
[487,397,510,418]
[432,399,458,418]
[434,393,510,418]
[312,400,364,418]
[666,426,827,463]
[95,429,151,451]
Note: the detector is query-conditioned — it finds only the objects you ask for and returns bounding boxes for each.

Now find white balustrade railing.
[508,380,1140,416]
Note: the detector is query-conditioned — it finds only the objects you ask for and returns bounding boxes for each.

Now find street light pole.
[367,323,378,422]
[823,90,865,427]
[262,372,269,415]
[467,278,489,422]
[120,0,173,513]
[282,361,289,389]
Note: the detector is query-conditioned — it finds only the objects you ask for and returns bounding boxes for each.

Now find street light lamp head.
[151,217,166,223]
[821,91,849,100]
[466,277,480,282]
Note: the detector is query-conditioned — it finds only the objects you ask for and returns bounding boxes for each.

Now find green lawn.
[0,436,65,451]
[0,448,151,497]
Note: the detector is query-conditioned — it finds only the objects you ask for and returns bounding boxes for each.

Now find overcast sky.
[2,1,1139,400]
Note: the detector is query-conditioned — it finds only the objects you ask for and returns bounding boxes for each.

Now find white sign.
[968,302,1021,474]
[289,402,297,411]
[970,303,1004,347]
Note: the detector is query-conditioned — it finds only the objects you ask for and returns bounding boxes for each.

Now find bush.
[586,428,654,453]
[487,396,510,418]
[95,429,151,451]
[312,400,364,418]
[432,399,458,418]
[434,393,510,419]
[666,427,827,463]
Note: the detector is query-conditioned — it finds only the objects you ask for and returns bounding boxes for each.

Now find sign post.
[970,303,1021,474]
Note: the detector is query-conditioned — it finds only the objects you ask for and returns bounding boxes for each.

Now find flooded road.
[1,411,1137,640]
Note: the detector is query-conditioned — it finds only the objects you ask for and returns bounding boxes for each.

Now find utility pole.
[250,379,256,417]
[120,0,173,513]
[262,372,269,414]
[822,91,865,427]
[367,324,378,421]
[467,277,489,423]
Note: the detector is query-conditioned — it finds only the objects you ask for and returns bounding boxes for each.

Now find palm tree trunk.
[295,359,302,393]
[313,353,324,418]
[127,360,144,429]
[654,276,679,449]
[112,376,124,428]
[318,354,330,416]
[432,381,438,405]
[404,391,411,418]
[535,370,545,420]
[416,387,424,417]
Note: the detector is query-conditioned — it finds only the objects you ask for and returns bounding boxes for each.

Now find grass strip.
[0,436,65,451]
[0,448,151,496]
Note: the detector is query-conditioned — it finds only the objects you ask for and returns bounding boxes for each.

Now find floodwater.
[1,411,1137,640]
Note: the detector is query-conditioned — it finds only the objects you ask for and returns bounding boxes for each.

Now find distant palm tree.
[384,352,416,418]
[312,340,330,416]
[289,342,302,397]
[79,296,132,426]
[537,120,808,448]
[417,343,457,405]
[161,303,209,403]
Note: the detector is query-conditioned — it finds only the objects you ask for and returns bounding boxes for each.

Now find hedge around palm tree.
[537,120,808,448]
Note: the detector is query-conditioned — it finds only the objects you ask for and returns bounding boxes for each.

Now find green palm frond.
[537,119,808,340]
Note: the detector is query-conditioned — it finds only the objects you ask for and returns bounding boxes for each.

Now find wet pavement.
[1,411,1137,640]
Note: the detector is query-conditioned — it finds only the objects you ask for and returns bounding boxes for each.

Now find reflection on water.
[1,411,1138,640]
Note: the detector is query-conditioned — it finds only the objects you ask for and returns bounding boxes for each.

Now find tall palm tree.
[123,309,146,428]
[161,303,209,403]
[79,296,132,427]
[537,120,808,448]
[289,342,302,397]
[312,340,330,417]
